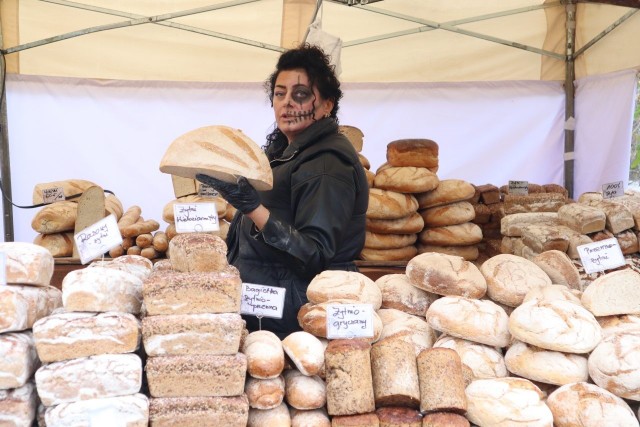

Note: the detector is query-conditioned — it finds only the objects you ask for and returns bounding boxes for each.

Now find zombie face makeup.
[273,69,333,144]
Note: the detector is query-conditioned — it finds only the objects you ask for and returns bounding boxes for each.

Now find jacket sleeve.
[253,152,358,278]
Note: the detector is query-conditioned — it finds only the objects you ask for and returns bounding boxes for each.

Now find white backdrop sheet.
[1,74,608,243]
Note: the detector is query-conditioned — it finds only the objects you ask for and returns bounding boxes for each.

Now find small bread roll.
[244,375,285,410]
[242,330,285,379]
[281,331,324,376]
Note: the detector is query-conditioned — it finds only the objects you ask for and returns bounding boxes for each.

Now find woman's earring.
[325,112,330,118]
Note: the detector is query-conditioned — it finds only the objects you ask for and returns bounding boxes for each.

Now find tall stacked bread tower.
[33,254,151,426]
[0,242,61,426]
[141,233,248,426]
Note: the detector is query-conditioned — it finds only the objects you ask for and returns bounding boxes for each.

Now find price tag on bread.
[509,180,529,195]
[240,283,286,319]
[74,214,122,264]
[326,303,374,339]
[602,180,624,199]
[577,237,625,274]
[41,186,65,204]
[173,203,219,233]
[159,125,273,191]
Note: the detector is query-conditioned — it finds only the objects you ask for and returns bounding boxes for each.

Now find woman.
[197,44,368,338]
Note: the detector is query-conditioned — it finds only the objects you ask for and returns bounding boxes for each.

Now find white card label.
[0,252,6,285]
[602,181,624,199]
[509,180,529,196]
[240,283,286,319]
[41,187,65,204]
[174,203,220,233]
[198,184,219,198]
[577,238,626,274]
[326,303,374,339]
[74,214,123,265]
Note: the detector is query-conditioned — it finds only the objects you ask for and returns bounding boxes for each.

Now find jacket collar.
[280,118,338,158]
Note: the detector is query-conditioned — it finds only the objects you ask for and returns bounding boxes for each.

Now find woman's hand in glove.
[195,174,261,215]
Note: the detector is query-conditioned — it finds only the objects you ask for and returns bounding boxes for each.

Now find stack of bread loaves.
[362,139,445,262]
[416,179,481,261]
[32,254,151,426]
[0,242,61,427]
[141,232,248,426]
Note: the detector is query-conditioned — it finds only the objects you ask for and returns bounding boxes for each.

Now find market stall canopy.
[1,0,639,83]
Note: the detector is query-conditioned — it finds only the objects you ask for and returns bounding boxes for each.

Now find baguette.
[135,233,154,248]
[121,219,160,238]
[152,231,169,252]
[117,205,142,230]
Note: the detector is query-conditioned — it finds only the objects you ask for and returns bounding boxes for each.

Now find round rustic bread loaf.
[283,369,326,410]
[588,329,640,400]
[597,314,640,338]
[242,330,285,379]
[532,250,582,290]
[366,212,424,234]
[418,222,483,246]
[433,335,507,380]
[373,166,439,193]
[508,299,602,353]
[281,331,324,376]
[406,252,487,298]
[375,273,438,316]
[480,254,552,307]
[244,375,285,410]
[306,270,382,309]
[386,139,439,168]
[546,382,638,427]
[377,309,436,356]
[415,179,475,209]
[359,245,418,261]
[522,284,582,305]
[289,408,331,426]
[419,201,475,227]
[364,231,417,249]
[426,296,511,347]
[504,340,589,386]
[367,188,419,220]
[247,401,290,427]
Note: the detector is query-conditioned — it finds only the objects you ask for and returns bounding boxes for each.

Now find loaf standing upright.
[196,44,369,338]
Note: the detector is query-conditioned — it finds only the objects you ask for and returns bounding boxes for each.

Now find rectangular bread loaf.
[475,184,501,205]
[143,268,242,316]
[0,382,37,426]
[146,353,247,398]
[33,311,141,363]
[558,203,606,234]
[520,224,570,253]
[149,395,249,427]
[503,193,566,215]
[581,199,635,234]
[0,332,39,390]
[607,195,640,230]
[44,393,149,427]
[500,212,559,237]
[0,242,54,286]
[0,285,62,333]
[35,353,142,407]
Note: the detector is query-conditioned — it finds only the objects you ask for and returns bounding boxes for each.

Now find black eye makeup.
[291,85,313,104]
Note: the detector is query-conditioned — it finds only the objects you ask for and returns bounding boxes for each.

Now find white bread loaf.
[283,369,326,410]
[168,232,228,273]
[0,242,54,286]
[0,382,37,426]
[149,395,249,426]
[417,222,483,246]
[531,250,582,290]
[416,347,467,414]
[405,252,487,298]
[522,284,582,305]
[377,308,437,355]
[426,296,511,347]
[415,179,475,209]
[289,408,330,427]
[242,330,285,379]
[32,179,97,204]
[588,329,640,400]
[143,267,242,315]
[387,139,438,168]
[367,189,419,220]
[433,335,508,380]
[146,353,247,398]
[558,203,607,234]
[30,201,77,234]
[33,311,141,363]
[375,273,438,317]
[364,231,417,250]
[0,332,39,390]
[365,213,424,234]
[480,254,552,307]
[159,125,273,191]
[419,201,476,227]
[142,312,243,357]
[546,382,638,427]
[581,269,640,316]
[465,377,553,427]
[504,340,588,386]
[370,338,420,408]
[500,212,559,237]
[325,339,375,416]
[339,125,364,152]
[247,402,291,427]
[306,270,382,309]
[35,353,143,407]
[62,267,143,314]
[373,166,439,193]
[281,331,324,376]
[0,285,62,333]
[89,254,153,282]
[33,232,74,257]
[509,299,602,353]
[44,393,149,427]
[598,314,640,337]
[244,375,285,410]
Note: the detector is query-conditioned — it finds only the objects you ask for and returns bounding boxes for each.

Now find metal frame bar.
[574,7,638,58]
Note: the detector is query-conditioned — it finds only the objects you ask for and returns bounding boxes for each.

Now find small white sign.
[0,252,6,285]
[509,180,529,196]
[174,203,219,233]
[198,184,219,198]
[74,214,123,265]
[41,187,65,204]
[326,303,374,339]
[240,283,286,319]
[602,181,624,199]
[577,238,626,274]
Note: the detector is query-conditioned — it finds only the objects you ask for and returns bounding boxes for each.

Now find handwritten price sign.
[41,187,65,204]
[602,181,624,199]
[74,214,122,264]
[509,180,529,196]
[326,303,374,339]
[577,238,625,274]
[240,283,286,319]
[174,203,219,233]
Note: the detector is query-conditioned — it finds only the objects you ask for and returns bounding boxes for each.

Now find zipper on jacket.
[270,149,298,166]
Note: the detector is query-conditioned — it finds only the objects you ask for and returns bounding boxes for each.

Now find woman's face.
[273,68,333,143]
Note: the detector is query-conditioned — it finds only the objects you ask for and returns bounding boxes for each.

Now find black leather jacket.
[226,118,369,337]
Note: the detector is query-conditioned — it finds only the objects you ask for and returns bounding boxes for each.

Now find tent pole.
[565,0,576,199]
[0,54,14,242]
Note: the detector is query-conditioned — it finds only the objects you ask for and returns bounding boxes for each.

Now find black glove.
[195,174,261,215]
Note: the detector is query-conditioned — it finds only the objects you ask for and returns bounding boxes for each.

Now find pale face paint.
[273,69,333,143]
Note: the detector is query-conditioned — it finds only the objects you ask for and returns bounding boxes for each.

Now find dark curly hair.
[263,43,343,161]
